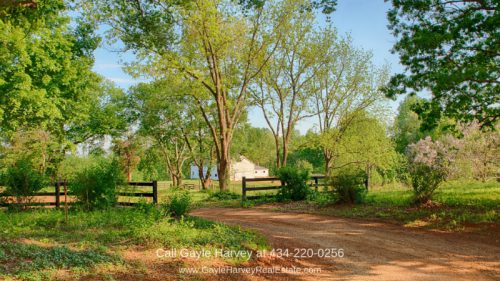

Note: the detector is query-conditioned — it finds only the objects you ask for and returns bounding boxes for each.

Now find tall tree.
[181,103,216,190]
[385,0,499,128]
[129,80,190,187]
[314,30,389,175]
[0,0,101,139]
[251,7,325,168]
[90,0,313,190]
[0,0,124,178]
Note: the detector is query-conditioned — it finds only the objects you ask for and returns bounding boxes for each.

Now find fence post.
[55,181,60,209]
[242,177,247,201]
[314,176,319,192]
[152,180,158,204]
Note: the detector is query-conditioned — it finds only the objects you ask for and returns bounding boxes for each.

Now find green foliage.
[330,112,398,186]
[287,140,325,173]
[276,166,310,201]
[209,191,240,201]
[70,158,125,210]
[0,0,104,138]
[231,123,276,169]
[0,130,61,178]
[307,190,335,206]
[0,241,120,277]
[1,158,48,204]
[162,190,191,218]
[330,169,367,204]
[0,208,269,279]
[385,0,499,128]
[292,159,314,175]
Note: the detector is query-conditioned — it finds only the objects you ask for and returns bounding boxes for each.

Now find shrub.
[70,158,125,210]
[1,158,48,208]
[162,190,191,218]
[209,191,240,201]
[330,169,367,204]
[307,190,335,206]
[276,167,310,201]
[407,137,449,204]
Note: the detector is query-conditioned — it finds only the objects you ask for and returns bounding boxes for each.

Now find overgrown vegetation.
[161,189,191,217]
[1,158,48,206]
[330,169,367,204]
[276,167,310,201]
[70,158,125,210]
[0,207,268,280]
[279,180,499,230]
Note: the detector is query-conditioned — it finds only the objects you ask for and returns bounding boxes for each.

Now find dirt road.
[192,207,500,281]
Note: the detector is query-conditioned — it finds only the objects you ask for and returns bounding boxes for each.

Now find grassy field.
[273,180,500,231]
[0,207,267,281]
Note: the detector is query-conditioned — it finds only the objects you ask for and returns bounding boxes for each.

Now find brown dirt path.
[192,207,500,281]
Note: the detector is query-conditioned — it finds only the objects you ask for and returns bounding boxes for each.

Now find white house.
[190,156,269,181]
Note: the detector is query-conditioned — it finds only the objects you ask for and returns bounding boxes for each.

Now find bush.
[1,158,48,207]
[307,190,335,206]
[162,190,191,218]
[407,137,449,204]
[209,191,240,201]
[276,167,310,201]
[70,158,125,210]
[330,169,367,204]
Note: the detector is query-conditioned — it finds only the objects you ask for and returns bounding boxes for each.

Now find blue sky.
[92,0,403,133]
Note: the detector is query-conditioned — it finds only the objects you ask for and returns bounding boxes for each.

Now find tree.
[90,0,313,190]
[129,80,190,187]
[0,0,102,139]
[385,0,499,128]
[441,121,499,181]
[314,30,389,175]
[181,103,216,190]
[112,134,141,182]
[393,95,423,153]
[332,112,398,188]
[0,0,126,181]
[231,123,276,169]
[393,94,457,153]
[251,6,325,168]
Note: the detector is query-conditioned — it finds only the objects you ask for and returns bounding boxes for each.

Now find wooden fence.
[242,175,326,200]
[118,181,158,206]
[0,180,158,208]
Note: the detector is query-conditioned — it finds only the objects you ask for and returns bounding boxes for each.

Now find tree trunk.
[282,141,289,167]
[274,136,281,169]
[217,156,229,191]
[127,168,132,182]
[324,149,334,176]
[176,173,183,187]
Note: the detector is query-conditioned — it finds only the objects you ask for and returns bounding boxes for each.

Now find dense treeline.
[0,0,498,206]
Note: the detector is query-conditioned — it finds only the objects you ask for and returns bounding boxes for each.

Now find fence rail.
[0,180,158,208]
[242,175,326,200]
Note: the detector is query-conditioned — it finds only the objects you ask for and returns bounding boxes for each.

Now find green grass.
[275,180,500,231]
[0,207,268,280]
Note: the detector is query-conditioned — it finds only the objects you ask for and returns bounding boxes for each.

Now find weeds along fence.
[118,181,158,206]
[242,175,326,200]
[0,180,158,208]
